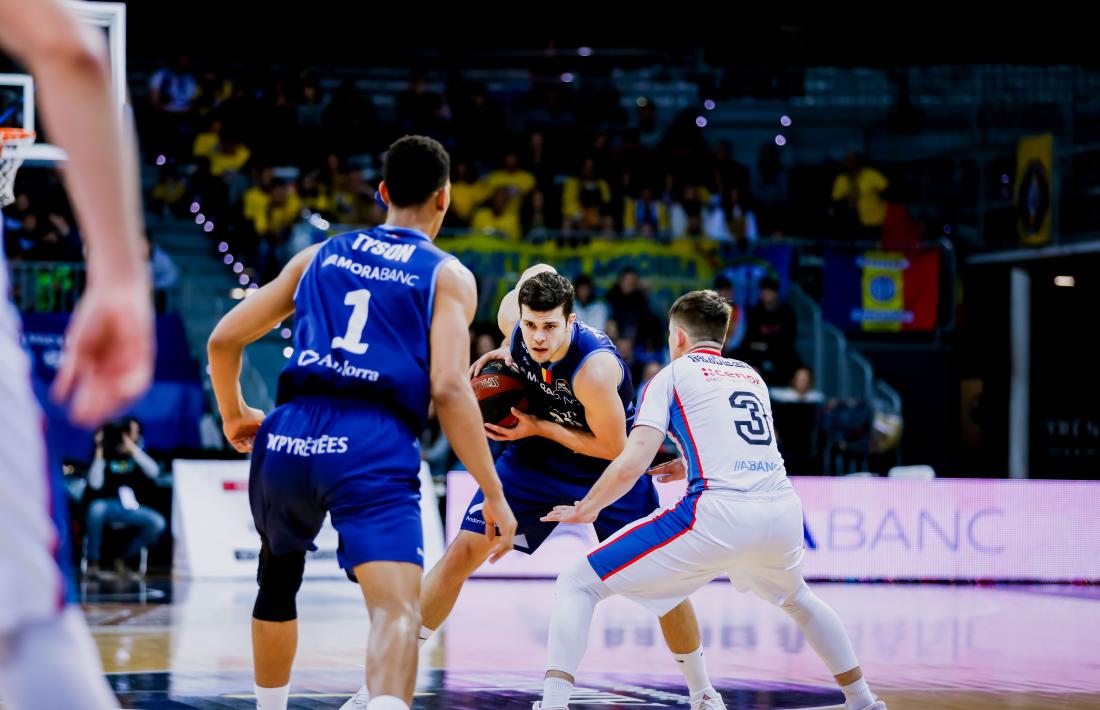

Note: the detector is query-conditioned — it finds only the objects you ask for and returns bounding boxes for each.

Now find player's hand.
[52,279,154,428]
[485,408,538,441]
[646,458,686,483]
[481,492,517,563]
[541,501,597,525]
[222,406,266,453]
[469,345,514,378]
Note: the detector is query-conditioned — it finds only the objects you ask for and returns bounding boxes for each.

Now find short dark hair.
[518,271,574,318]
[668,290,732,344]
[382,135,450,208]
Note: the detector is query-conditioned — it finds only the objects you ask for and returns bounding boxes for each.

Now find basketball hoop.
[0,127,36,208]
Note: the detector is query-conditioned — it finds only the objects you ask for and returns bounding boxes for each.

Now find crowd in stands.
[140,56,924,285]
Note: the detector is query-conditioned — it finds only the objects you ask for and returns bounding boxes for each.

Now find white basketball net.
[0,129,36,208]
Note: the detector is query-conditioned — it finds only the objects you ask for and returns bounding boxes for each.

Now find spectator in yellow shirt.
[209,142,250,178]
[562,158,612,233]
[832,152,889,234]
[298,169,332,214]
[192,117,220,161]
[482,152,535,214]
[243,166,275,229]
[447,161,487,226]
[150,164,189,218]
[471,187,522,241]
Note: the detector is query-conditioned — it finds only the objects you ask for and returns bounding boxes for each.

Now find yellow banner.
[1016,133,1054,247]
[860,251,906,333]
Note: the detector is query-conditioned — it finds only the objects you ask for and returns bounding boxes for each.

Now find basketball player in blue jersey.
[208,136,516,710]
[344,265,719,708]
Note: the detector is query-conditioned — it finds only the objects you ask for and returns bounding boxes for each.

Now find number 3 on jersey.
[331,289,371,354]
[729,391,773,445]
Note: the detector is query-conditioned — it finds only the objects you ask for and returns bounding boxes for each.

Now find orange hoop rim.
[0,128,35,153]
[0,127,35,141]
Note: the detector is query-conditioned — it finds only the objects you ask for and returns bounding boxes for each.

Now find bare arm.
[0,0,154,426]
[431,261,516,561]
[542,425,666,524]
[207,244,319,450]
[484,351,628,461]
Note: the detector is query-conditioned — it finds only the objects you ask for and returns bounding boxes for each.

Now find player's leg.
[548,492,725,709]
[246,406,326,710]
[419,528,492,633]
[656,600,721,705]
[734,494,883,710]
[537,556,615,709]
[251,537,306,709]
[596,487,719,705]
[421,458,558,638]
[353,561,422,709]
[326,410,426,710]
[0,352,116,709]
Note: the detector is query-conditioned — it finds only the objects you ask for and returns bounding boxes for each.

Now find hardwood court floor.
[78,578,1100,709]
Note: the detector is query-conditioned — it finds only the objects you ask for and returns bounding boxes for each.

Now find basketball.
[471,360,528,428]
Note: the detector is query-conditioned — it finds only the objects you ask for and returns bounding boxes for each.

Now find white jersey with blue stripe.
[634,346,791,495]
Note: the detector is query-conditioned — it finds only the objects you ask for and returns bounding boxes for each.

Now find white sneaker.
[532,702,567,709]
[859,702,887,710]
[691,688,727,709]
[339,685,370,709]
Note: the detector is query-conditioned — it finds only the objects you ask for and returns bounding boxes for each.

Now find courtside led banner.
[446,472,1100,581]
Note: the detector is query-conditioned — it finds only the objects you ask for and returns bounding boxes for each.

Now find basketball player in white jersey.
[0,1,153,708]
[536,290,885,710]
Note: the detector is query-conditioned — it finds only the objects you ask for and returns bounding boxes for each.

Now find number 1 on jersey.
[331,289,371,354]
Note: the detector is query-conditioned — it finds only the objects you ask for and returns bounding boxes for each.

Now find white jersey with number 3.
[634,347,791,495]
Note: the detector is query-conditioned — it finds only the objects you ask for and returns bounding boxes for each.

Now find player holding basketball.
[344,267,723,710]
[208,135,515,710]
[0,1,154,708]
[536,290,885,710]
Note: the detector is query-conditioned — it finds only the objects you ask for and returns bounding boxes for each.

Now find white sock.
[840,677,875,710]
[366,695,409,709]
[672,646,713,696]
[417,624,434,647]
[254,683,289,710]
[541,676,573,707]
[349,682,369,698]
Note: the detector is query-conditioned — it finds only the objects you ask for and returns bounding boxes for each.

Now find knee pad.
[252,542,306,622]
[779,582,813,621]
[555,558,611,602]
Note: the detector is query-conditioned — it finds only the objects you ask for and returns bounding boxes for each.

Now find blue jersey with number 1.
[276,226,454,431]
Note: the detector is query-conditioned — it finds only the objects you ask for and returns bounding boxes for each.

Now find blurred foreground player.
[0,1,153,708]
